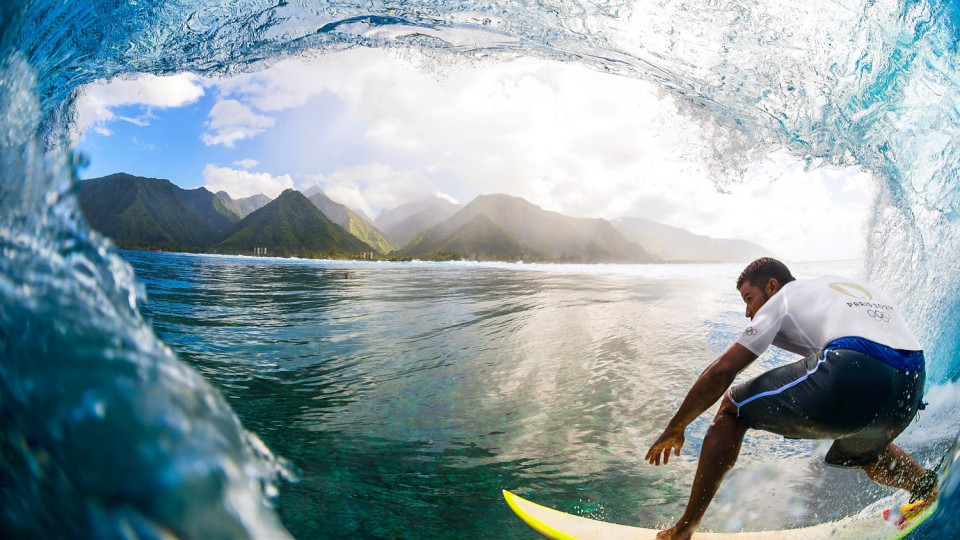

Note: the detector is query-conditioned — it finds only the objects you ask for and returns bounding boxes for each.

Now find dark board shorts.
[729,347,925,467]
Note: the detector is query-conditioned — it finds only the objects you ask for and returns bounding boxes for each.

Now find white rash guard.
[736,276,922,358]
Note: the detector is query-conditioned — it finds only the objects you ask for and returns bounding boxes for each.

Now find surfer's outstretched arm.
[645,343,756,466]
[658,394,750,540]
[645,343,757,540]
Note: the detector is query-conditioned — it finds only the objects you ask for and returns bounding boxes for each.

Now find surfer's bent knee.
[715,393,741,422]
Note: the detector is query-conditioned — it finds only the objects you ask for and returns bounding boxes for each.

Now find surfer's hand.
[645,427,684,466]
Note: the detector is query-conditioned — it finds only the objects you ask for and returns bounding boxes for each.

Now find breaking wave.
[1,0,957,536]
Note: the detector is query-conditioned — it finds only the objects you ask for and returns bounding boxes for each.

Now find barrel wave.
[1,0,957,537]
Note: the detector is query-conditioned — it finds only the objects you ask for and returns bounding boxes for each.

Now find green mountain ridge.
[407,213,542,261]
[215,191,272,218]
[307,190,395,253]
[219,189,375,256]
[79,172,238,248]
[182,187,242,230]
[79,173,775,263]
[79,173,379,257]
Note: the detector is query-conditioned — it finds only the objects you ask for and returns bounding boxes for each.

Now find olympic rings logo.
[744,327,758,336]
[867,309,891,323]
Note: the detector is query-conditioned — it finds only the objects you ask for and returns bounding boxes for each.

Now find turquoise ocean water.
[1,0,959,537]
[127,251,951,537]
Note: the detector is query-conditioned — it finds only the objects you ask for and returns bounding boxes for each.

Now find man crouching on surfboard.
[645,258,938,539]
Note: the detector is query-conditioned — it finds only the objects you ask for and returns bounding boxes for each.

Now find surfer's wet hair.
[737,258,796,290]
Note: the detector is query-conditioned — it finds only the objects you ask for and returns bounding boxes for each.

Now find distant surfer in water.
[646,258,937,539]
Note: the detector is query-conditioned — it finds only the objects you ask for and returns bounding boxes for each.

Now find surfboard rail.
[502,489,903,539]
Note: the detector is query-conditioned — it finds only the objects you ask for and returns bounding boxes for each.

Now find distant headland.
[79,172,775,264]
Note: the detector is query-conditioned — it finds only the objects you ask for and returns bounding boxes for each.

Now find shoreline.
[118,249,862,281]
[113,244,770,266]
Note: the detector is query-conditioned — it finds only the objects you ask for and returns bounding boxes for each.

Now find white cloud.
[116,114,151,127]
[271,53,699,212]
[75,50,876,261]
[234,159,259,169]
[206,50,393,113]
[436,192,460,205]
[209,59,332,112]
[322,183,375,220]
[714,158,876,262]
[201,100,275,147]
[302,163,438,220]
[298,52,871,261]
[73,73,205,141]
[202,51,677,212]
[202,164,293,199]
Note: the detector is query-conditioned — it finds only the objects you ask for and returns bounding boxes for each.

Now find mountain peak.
[307,190,395,253]
[303,185,325,198]
[400,193,655,263]
[375,196,463,231]
[78,173,239,248]
[377,196,464,246]
[218,189,374,256]
[611,216,776,263]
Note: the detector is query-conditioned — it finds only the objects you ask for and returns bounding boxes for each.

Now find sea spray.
[1,0,959,535]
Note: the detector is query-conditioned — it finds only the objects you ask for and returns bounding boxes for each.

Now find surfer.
[645,258,937,539]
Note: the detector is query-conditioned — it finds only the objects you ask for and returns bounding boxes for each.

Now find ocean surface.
[1,0,958,538]
[125,251,950,538]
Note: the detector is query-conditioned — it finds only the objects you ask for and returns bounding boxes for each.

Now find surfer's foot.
[657,522,696,540]
[909,469,939,504]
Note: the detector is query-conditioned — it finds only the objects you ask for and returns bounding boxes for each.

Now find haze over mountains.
[611,217,773,263]
[78,173,775,263]
[399,194,656,263]
[374,197,463,247]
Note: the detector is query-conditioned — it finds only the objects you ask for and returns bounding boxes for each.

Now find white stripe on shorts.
[730,353,829,412]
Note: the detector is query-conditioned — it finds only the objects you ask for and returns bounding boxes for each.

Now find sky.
[73,48,877,262]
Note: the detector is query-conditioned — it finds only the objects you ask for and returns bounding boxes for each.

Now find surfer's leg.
[861,443,935,500]
[662,393,748,540]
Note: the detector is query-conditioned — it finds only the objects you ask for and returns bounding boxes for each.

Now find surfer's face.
[738,278,778,320]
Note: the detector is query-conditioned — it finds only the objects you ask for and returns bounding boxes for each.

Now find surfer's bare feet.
[657,522,695,539]
[910,469,939,503]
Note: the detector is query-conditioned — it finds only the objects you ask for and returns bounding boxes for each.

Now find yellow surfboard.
[502,489,900,539]
[889,499,938,539]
